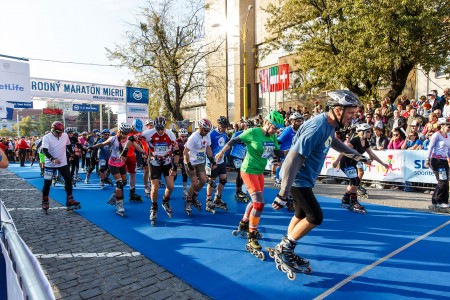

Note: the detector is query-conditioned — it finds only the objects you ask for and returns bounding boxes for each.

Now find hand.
[383,163,389,169]
[272,194,287,210]
[142,154,147,160]
[215,152,223,162]
[52,158,61,164]
[169,169,177,177]
[424,159,430,168]
[332,161,339,168]
[211,163,218,170]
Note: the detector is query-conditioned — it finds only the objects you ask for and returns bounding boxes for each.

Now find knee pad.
[208,178,216,187]
[349,177,361,187]
[122,179,127,187]
[116,180,124,190]
[219,178,228,186]
[253,202,265,211]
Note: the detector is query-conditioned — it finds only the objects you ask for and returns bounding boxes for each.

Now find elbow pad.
[173,149,181,156]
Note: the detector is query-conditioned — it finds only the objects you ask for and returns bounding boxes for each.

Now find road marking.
[314,219,450,300]
[7,207,66,211]
[35,252,142,258]
[0,188,35,191]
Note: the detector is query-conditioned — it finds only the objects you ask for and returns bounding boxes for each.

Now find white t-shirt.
[42,132,70,168]
[185,131,211,165]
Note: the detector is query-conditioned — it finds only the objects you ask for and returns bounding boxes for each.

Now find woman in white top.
[425,118,450,212]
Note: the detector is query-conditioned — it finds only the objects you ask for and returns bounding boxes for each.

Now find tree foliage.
[107,0,222,120]
[13,116,38,136]
[262,0,450,100]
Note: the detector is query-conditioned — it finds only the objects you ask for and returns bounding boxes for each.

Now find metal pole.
[108,105,111,129]
[99,104,103,131]
[88,112,91,133]
[16,110,20,136]
[225,0,229,120]
[243,5,253,119]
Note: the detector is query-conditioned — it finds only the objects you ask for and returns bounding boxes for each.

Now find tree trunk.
[385,62,415,101]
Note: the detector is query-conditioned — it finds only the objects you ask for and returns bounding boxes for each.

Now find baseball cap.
[410,121,418,126]
[427,91,437,96]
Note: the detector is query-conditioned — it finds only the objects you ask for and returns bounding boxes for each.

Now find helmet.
[132,119,143,132]
[154,116,166,130]
[51,121,64,133]
[118,123,132,134]
[198,118,212,129]
[356,123,372,132]
[217,116,229,126]
[179,128,188,136]
[82,131,88,135]
[66,127,74,133]
[265,111,285,129]
[73,132,79,137]
[326,90,362,108]
[101,129,110,134]
[111,132,116,136]
[93,129,99,133]
[145,119,154,126]
[289,112,303,120]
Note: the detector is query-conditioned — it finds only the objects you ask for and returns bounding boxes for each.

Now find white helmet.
[118,123,132,134]
[356,123,372,132]
[289,112,303,120]
[179,128,188,135]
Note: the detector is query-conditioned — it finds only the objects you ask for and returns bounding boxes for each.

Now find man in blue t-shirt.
[270,90,367,275]
[205,116,230,212]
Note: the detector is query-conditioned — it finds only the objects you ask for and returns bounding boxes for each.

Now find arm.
[183,146,194,171]
[0,148,9,168]
[277,150,305,199]
[365,148,388,168]
[330,138,366,161]
[215,136,242,161]
[92,137,112,149]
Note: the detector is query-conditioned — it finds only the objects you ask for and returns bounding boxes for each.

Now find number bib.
[205,165,211,176]
[233,159,243,169]
[261,142,275,159]
[100,159,106,167]
[43,168,56,180]
[154,144,169,156]
[343,166,358,178]
[194,150,206,164]
[438,168,447,180]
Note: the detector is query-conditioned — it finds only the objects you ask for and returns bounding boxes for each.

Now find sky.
[0,0,149,86]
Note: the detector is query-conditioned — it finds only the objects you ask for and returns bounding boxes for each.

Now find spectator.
[408,120,425,141]
[402,105,412,119]
[365,113,374,126]
[387,128,405,149]
[406,107,424,134]
[398,94,410,110]
[427,91,442,112]
[365,103,374,115]
[370,126,389,150]
[409,99,419,110]
[373,113,384,130]
[380,98,394,124]
[386,110,406,137]
[433,109,442,119]
[401,131,423,150]
[422,132,433,150]
[15,136,30,167]
[443,96,450,118]
[422,113,439,136]
[420,102,432,118]
[370,98,381,109]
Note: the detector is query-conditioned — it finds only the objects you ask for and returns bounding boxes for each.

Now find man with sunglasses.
[176,128,190,199]
[183,118,216,216]
[41,121,81,213]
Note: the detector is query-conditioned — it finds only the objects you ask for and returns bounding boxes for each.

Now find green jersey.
[239,127,280,174]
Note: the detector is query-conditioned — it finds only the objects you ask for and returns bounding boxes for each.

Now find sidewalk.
[0,166,432,299]
[0,168,208,300]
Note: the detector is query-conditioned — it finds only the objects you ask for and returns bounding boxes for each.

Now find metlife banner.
[126,87,149,104]
[0,58,31,102]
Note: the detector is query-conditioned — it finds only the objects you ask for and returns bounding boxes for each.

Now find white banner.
[30,78,126,103]
[0,58,31,102]
[126,104,148,124]
[403,150,437,184]
[1,239,24,300]
[0,100,7,119]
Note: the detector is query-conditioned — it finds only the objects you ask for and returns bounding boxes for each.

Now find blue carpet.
[9,163,450,299]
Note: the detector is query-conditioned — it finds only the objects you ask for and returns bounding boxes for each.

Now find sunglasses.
[54,130,63,134]
[393,133,399,136]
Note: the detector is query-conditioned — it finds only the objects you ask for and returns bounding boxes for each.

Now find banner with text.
[30,78,126,103]
[126,105,148,124]
[72,103,99,112]
[8,101,33,108]
[0,58,31,102]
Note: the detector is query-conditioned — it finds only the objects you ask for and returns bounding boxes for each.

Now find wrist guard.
[208,156,216,165]
[127,135,136,142]
[273,194,287,209]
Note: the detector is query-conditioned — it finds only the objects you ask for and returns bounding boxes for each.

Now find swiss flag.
[278,64,290,90]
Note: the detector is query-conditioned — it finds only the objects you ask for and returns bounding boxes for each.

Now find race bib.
[194,149,206,163]
[44,169,55,180]
[438,168,447,180]
[100,159,106,167]
[261,142,275,159]
[343,166,358,178]
[233,159,243,169]
[154,145,168,156]
[205,165,211,176]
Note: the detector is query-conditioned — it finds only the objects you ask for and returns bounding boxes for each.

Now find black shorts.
[290,187,323,226]
[150,164,171,180]
[208,162,227,178]
[109,165,126,176]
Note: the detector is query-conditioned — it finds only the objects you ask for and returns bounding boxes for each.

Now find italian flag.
[270,66,280,92]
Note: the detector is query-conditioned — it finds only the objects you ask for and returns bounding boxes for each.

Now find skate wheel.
[276,263,282,271]
[232,230,238,236]
[258,252,265,261]
[245,245,251,252]
[287,271,296,281]
[266,248,275,259]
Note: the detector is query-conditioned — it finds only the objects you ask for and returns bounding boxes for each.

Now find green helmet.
[265,111,285,129]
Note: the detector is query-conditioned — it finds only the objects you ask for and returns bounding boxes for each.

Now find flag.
[278,64,290,90]
[259,69,269,93]
[270,66,280,92]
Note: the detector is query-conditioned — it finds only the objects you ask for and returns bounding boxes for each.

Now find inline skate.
[274,178,281,187]
[149,203,158,225]
[429,203,450,213]
[66,195,81,211]
[192,193,202,211]
[162,198,172,218]
[246,231,265,261]
[107,193,116,205]
[357,185,369,199]
[116,199,125,217]
[182,186,188,200]
[129,189,143,203]
[205,198,216,214]
[75,176,82,182]
[144,185,151,198]
[232,220,263,238]
[349,199,367,214]
[266,236,312,281]
[72,177,77,187]
[100,180,105,189]
[42,196,49,214]
[235,191,250,203]
[213,194,228,211]
[184,199,193,217]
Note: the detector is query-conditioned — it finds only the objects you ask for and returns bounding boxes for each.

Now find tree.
[262,0,450,100]
[0,128,16,137]
[13,116,38,136]
[107,0,222,120]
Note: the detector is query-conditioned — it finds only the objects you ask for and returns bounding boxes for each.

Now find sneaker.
[424,190,430,194]
[437,203,449,209]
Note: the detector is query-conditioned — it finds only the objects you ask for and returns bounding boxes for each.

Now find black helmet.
[217,116,229,126]
[326,90,362,109]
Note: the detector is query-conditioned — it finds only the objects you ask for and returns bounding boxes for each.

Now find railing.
[0,200,55,300]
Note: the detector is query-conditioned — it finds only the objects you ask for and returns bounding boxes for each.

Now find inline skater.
[97,129,113,189]
[143,119,154,195]
[269,90,368,280]
[41,121,81,213]
[34,135,45,177]
[229,121,250,202]
[332,123,389,213]
[425,118,450,213]
[183,119,217,216]
[84,131,99,184]
[91,123,146,216]
[126,119,144,202]
[68,131,83,185]
[215,111,285,259]
[142,116,180,224]
[205,116,230,213]
[176,128,189,199]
